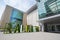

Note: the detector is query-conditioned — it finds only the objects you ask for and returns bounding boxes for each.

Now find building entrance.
[44,24,60,33]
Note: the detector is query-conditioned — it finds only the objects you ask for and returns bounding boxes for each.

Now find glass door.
[56,25,60,32]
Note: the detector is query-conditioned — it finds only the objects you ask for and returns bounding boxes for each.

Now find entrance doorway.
[44,24,60,33]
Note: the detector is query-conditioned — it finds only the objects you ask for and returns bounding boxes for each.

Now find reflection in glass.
[38,0,60,19]
[10,8,23,27]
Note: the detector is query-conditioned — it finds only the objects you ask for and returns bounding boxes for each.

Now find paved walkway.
[0,32,60,40]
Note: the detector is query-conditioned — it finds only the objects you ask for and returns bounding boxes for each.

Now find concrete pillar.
[39,22,44,32]
[33,26,36,32]
[55,25,58,32]
[22,13,27,27]
[20,25,22,32]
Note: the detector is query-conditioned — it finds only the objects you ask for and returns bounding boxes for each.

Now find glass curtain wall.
[38,0,60,19]
[10,8,23,27]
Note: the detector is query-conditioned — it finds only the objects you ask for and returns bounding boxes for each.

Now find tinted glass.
[38,0,60,19]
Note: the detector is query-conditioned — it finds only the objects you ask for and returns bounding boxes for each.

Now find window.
[49,4,57,9]
[57,1,60,9]
[58,5,60,9]
[57,2,60,6]
[11,9,23,20]
[50,7,57,12]
[57,0,60,2]
[56,25,60,31]
[10,8,23,27]
[49,2,56,6]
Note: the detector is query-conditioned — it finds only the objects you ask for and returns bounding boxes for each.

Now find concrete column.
[20,25,22,32]
[33,27,36,32]
[39,22,44,32]
[22,13,27,27]
[55,25,58,32]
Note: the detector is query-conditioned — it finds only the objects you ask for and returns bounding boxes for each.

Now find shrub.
[4,23,12,34]
[14,23,20,33]
[35,26,39,32]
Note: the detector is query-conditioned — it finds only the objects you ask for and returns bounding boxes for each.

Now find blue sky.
[0,0,6,20]
[0,0,36,20]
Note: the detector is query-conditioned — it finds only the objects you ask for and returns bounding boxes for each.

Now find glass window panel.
[57,0,60,2]
[57,2,60,6]
[56,25,60,31]
[49,4,57,8]
[50,7,57,12]
[58,5,60,9]
[11,9,18,18]
[49,2,56,6]
[11,9,23,19]
[38,0,60,19]
[11,18,16,22]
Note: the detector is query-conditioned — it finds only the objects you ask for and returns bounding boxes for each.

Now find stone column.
[55,25,58,32]
[39,22,44,32]
[22,13,27,27]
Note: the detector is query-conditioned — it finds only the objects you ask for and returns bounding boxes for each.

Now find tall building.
[0,5,24,28]
[37,0,60,32]
[27,4,39,26]
[0,4,39,28]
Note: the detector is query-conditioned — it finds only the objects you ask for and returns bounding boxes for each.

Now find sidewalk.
[0,32,60,40]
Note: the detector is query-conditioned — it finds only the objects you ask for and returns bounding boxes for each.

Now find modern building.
[37,0,60,32]
[1,0,60,33]
[27,4,39,26]
[0,4,39,28]
[0,5,24,28]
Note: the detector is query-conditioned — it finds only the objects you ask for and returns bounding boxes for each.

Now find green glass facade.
[37,0,60,32]
[10,8,23,27]
[38,0,60,19]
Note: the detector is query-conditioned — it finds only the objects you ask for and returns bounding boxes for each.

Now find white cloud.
[4,0,36,12]
[0,0,36,20]
[4,0,18,6]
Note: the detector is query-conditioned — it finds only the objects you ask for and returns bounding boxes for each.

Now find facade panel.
[37,0,60,32]
[0,5,23,28]
[10,8,23,27]
[27,9,39,26]
[38,0,60,19]
[0,5,12,28]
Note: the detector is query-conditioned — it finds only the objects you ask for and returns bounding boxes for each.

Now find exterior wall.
[0,5,13,28]
[0,5,24,28]
[23,13,27,27]
[27,9,39,26]
[37,0,60,32]
[38,0,60,19]
[10,8,23,27]
[38,0,47,19]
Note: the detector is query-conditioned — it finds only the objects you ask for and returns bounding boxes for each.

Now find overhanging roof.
[25,4,37,14]
[5,4,37,14]
[6,5,24,13]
